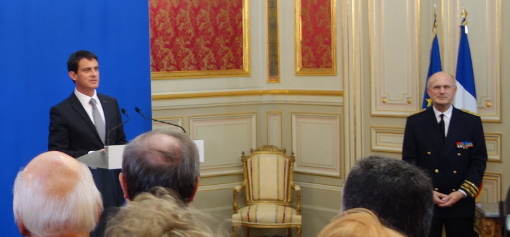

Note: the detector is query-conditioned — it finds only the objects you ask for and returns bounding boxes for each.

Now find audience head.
[120,128,200,203]
[13,151,103,237]
[105,187,225,237]
[317,208,405,237]
[342,155,433,237]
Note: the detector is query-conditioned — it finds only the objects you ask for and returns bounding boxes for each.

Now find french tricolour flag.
[453,25,477,113]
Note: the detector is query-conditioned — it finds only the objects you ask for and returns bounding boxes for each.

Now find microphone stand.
[106,108,130,146]
[135,107,186,133]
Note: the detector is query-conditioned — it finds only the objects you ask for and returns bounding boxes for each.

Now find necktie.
[439,114,445,139]
[89,98,105,144]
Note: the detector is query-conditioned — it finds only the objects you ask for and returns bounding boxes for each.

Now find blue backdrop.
[0,1,152,235]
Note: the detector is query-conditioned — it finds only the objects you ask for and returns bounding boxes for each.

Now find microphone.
[135,107,186,133]
[106,108,130,146]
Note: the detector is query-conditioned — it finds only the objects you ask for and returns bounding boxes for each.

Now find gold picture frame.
[150,0,250,79]
[295,0,337,75]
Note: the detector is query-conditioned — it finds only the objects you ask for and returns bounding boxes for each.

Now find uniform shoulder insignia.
[460,109,479,117]
[408,109,426,116]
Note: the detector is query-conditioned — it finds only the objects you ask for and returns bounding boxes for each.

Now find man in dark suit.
[403,71,487,237]
[48,50,127,216]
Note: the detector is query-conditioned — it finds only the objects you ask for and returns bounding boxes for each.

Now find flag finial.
[461,6,468,26]
[433,5,438,34]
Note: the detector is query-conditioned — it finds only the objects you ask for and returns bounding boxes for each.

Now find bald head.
[121,129,200,202]
[426,71,457,111]
[13,151,102,236]
[143,133,183,165]
[22,151,82,199]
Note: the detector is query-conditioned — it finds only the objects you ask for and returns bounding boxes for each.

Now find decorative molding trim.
[370,126,405,153]
[369,0,420,116]
[189,113,257,176]
[152,90,343,100]
[267,0,280,82]
[267,111,282,147]
[476,172,502,203]
[484,133,501,162]
[291,112,342,177]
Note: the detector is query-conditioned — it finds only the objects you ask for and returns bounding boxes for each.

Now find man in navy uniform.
[402,71,487,237]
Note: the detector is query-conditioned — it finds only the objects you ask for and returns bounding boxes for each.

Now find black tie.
[439,114,445,138]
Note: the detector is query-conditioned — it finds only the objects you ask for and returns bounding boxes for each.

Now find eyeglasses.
[429,85,456,91]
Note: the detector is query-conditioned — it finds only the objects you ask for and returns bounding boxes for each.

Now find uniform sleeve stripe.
[460,180,479,198]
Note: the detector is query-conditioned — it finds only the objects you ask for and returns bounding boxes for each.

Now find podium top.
[77,145,125,169]
[77,140,204,169]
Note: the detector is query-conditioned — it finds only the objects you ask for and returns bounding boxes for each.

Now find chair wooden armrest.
[293,184,301,214]
[233,184,245,213]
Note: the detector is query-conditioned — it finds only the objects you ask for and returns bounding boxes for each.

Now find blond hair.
[317,208,406,237]
[105,187,228,237]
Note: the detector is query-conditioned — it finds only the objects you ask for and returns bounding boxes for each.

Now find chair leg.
[232,226,237,237]
[287,228,292,237]
[297,227,302,237]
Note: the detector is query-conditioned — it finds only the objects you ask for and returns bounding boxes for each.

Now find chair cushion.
[247,154,290,201]
[232,204,301,225]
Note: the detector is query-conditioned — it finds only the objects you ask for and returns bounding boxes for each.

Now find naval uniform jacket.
[402,107,487,218]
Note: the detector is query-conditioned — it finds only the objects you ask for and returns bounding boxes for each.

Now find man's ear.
[189,177,200,203]
[68,71,77,82]
[119,172,130,201]
[16,219,30,236]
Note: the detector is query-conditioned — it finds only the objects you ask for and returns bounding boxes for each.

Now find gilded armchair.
[232,145,302,237]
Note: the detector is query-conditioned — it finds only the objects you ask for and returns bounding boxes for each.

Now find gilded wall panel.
[369,0,420,116]
[476,173,502,203]
[484,133,501,162]
[291,113,342,177]
[295,0,337,75]
[267,0,280,82]
[189,113,257,176]
[370,126,405,153]
[150,0,250,79]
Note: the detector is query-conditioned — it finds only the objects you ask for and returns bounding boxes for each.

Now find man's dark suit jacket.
[402,107,487,219]
[48,92,128,226]
[49,92,127,157]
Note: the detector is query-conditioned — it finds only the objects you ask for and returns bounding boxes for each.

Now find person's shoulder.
[97,93,117,101]
[51,93,76,108]
[407,108,427,117]
[458,108,480,117]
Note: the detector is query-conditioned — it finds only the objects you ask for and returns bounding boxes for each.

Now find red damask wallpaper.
[301,0,332,69]
[150,0,244,72]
